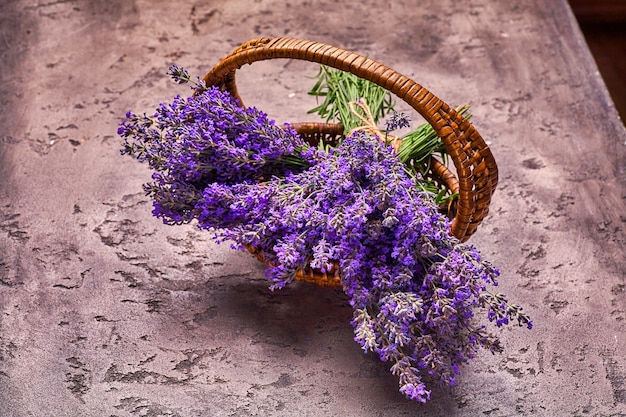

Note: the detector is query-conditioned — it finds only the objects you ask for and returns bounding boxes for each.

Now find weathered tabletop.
[1,1,625,416]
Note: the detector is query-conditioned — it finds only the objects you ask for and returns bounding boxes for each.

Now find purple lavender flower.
[386,110,411,132]
[120,86,315,225]
[119,71,532,404]
[199,131,530,400]
[166,64,191,85]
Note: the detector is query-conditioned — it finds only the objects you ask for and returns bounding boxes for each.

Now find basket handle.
[201,37,498,241]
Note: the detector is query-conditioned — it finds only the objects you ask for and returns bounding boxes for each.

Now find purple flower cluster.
[119,86,314,225]
[208,131,531,402]
[119,72,531,403]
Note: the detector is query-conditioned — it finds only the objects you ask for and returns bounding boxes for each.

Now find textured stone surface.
[1,0,625,416]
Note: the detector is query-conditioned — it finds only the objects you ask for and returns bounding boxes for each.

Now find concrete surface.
[1,0,625,416]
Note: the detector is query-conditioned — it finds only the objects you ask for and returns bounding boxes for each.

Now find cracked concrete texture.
[1,0,625,416]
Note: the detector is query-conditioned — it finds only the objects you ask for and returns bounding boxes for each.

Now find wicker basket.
[200,37,498,287]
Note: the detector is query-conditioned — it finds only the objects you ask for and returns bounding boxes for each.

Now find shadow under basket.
[199,37,499,287]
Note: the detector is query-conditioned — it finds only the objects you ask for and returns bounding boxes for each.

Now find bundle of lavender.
[118,65,531,403]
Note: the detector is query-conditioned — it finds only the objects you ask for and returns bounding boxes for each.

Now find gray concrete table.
[1,1,625,416]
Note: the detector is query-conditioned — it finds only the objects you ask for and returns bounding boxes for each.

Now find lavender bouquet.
[119,66,531,403]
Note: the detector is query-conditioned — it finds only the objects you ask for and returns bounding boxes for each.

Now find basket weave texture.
[200,37,498,287]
